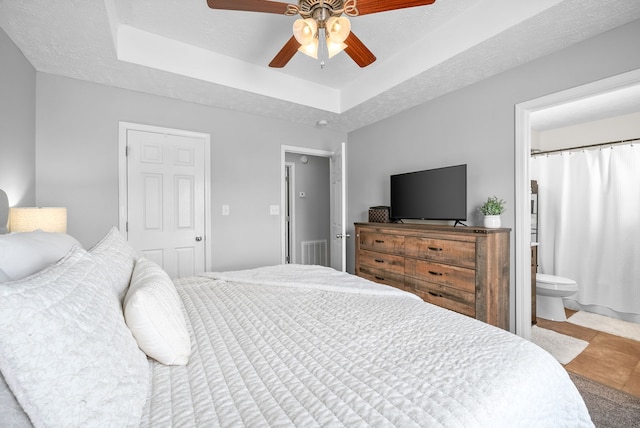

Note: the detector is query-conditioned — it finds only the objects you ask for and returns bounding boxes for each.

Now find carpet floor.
[570,373,640,428]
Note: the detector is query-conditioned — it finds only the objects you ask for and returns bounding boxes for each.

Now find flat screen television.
[390,164,467,222]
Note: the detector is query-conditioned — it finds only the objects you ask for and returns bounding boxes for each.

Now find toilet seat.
[536,273,578,292]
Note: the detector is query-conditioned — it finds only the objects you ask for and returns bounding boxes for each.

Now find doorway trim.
[280,145,334,264]
[118,121,213,272]
[514,68,640,339]
[285,161,296,264]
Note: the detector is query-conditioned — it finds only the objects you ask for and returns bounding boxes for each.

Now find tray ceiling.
[1,0,639,132]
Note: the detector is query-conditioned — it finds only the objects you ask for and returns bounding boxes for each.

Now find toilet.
[536,273,578,321]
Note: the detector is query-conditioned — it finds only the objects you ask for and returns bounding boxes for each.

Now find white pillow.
[89,227,138,300]
[0,231,81,281]
[0,246,149,427]
[124,257,191,365]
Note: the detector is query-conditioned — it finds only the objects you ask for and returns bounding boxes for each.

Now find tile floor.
[536,309,640,399]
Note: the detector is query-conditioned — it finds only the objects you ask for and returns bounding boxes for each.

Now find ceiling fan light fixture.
[293,18,317,45]
[298,37,319,59]
[327,40,347,58]
[208,0,433,68]
[326,16,351,44]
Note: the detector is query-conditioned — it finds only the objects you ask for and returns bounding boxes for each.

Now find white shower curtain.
[530,144,640,322]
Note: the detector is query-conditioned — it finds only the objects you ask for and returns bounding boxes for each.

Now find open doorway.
[514,69,640,339]
[284,153,330,265]
[280,144,347,271]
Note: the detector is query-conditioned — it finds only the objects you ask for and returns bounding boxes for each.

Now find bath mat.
[568,311,640,342]
[531,326,588,364]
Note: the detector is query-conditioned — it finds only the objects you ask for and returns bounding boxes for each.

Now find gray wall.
[0,28,36,206]
[285,153,330,264]
[4,18,640,291]
[34,74,346,270]
[346,19,640,326]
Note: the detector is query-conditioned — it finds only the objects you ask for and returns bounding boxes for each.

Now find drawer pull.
[428,246,443,252]
[375,276,385,281]
[374,259,385,263]
[375,239,385,243]
[428,271,443,276]
[428,291,443,298]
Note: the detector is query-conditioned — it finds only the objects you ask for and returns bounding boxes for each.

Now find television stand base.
[453,220,467,227]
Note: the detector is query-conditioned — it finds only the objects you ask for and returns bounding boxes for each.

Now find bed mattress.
[139,265,592,427]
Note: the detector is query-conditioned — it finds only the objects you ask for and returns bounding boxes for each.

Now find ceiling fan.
[206,0,436,68]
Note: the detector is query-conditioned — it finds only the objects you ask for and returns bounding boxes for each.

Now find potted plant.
[479,196,506,228]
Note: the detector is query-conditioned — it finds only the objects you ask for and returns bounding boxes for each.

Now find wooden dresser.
[355,222,510,330]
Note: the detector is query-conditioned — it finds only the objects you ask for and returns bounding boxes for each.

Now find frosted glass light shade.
[9,207,67,233]
[297,37,319,59]
[327,40,347,58]
[326,16,350,43]
[293,18,317,45]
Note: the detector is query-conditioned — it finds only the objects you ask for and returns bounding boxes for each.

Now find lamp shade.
[327,40,347,58]
[326,16,350,43]
[9,207,67,233]
[297,37,319,59]
[293,18,318,45]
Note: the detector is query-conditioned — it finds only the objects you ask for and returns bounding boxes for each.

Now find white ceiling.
[1,0,640,132]
[530,83,640,131]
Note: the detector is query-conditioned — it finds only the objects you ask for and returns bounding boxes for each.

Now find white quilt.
[140,265,593,427]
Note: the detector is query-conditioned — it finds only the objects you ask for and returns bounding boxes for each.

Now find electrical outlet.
[270,205,280,215]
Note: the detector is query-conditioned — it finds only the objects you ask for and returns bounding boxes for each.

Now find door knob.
[336,233,351,239]
[195,236,203,242]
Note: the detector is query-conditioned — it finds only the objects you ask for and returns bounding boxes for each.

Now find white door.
[126,129,206,278]
[284,163,295,264]
[330,142,348,271]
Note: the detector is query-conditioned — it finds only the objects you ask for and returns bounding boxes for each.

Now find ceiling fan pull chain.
[318,28,327,69]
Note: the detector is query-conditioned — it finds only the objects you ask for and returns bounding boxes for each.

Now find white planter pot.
[483,215,501,228]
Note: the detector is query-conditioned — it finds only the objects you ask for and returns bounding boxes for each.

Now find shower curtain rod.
[531,137,640,157]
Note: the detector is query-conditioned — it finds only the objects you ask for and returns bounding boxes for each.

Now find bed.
[0,227,593,427]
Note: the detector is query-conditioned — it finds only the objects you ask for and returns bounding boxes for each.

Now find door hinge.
[125,146,129,156]
[126,221,128,232]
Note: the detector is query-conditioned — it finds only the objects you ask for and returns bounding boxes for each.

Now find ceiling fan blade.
[354,0,436,16]
[269,36,301,68]
[344,32,376,67]
[206,0,290,14]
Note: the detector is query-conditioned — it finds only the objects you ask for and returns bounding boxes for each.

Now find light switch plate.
[269,205,280,215]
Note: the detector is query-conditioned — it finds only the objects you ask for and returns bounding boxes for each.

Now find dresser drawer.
[406,277,476,318]
[405,236,475,268]
[357,266,407,291]
[359,231,405,255]
[404,259,475,293]
[358,249,404,275]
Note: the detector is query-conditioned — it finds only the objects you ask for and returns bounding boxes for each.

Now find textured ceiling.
[1,0,640,132]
